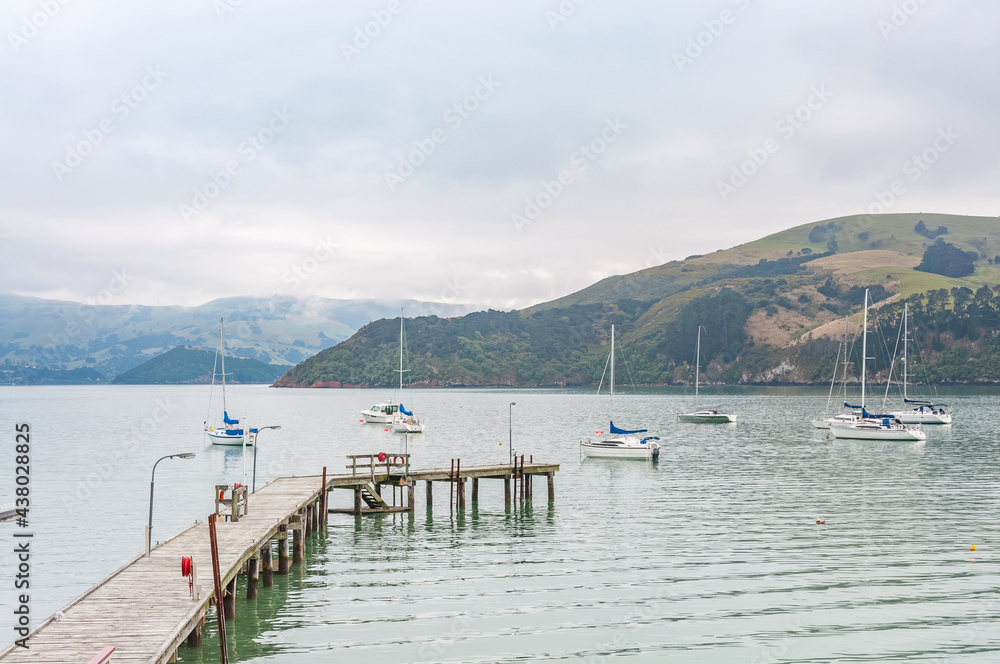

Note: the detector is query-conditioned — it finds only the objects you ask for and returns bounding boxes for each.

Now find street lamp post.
[251,425,282,493]
[147,452,195,556]
[509,402,516,465]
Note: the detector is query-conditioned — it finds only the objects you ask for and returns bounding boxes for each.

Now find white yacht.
[580,325,660,460]
[204,318,257,446]
[678,325,736,424]
[888,304,952,425]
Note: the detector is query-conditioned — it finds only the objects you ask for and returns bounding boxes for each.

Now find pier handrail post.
[207,514,229,664]
[321,466,328,527]
[147,452,195,556]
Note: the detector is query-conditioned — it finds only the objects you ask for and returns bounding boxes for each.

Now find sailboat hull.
[581,439,659,460]
[891,411,952,425]
[678,412,736,424]
[391,418,425,433]
[829,423,926,441]
[205,428,253,446]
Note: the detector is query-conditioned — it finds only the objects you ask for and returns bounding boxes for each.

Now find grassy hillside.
[277,213,1000,387]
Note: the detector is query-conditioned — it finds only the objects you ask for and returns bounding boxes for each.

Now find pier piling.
[277,525,289,574]
[261,542,273,587]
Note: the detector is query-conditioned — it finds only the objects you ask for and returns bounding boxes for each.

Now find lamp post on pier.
[147,452,195,556]
[251,425,281,493]
[509,401,516,465]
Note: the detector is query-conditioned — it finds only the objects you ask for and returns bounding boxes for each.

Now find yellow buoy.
[971,544,976,551]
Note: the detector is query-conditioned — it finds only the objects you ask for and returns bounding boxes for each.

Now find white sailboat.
[678,325,736,423]
[204,318,256,446]
[888,304,952,424]
[812,317,855,429]
[390,312,425,433]
[829,291,926,442]
[580,324,660,460]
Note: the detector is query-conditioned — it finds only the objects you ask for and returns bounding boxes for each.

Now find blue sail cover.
[844,403,880,420]
[223,411,239,425]
[904,398,947,407]
[610,421,647,435]
[399,404,413,416]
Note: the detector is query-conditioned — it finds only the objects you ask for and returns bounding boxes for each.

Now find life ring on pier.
[393,456,404,466]
[377,452,387,462]
[181,556,193,577]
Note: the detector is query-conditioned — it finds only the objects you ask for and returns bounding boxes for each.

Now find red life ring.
[181,556,192,577]
[377,452,387,462]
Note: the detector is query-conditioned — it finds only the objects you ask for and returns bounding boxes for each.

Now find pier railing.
[346,453,410,482]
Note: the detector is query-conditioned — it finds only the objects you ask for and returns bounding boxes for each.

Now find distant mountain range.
[275,213,1000,387]
[0,294,471,384]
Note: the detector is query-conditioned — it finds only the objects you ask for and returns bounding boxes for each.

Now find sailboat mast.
[610,324,615,418]
[219,317,227,417]
[902,303,908,400]
[695,325,701,407]
[861,289,869,411]
[398,311,404,393]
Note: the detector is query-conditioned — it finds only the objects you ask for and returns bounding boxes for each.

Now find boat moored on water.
[579,324,659,460]
[891,401,952,425]
[581,422,660,460]
[391,403,425,433]
[204,318,257,446]
[678,408,736,424]
[829,406,927,441]
[360,403,399,424]
[887,304,953,425]
[678,325,736,424]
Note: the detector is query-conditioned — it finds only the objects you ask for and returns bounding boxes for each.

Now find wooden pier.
[0,456,558,664]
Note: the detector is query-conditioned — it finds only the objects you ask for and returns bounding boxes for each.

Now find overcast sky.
[1,0,997,311]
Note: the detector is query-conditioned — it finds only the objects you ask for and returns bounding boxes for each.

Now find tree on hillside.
[915,238,976,278]
[660,289,749,366]
[914,220,949,239]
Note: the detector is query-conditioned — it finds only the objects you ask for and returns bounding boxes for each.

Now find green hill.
[113,346,286,384]
[275,213,1000,387]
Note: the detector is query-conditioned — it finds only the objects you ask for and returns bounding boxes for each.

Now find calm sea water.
[1,385,998,662]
